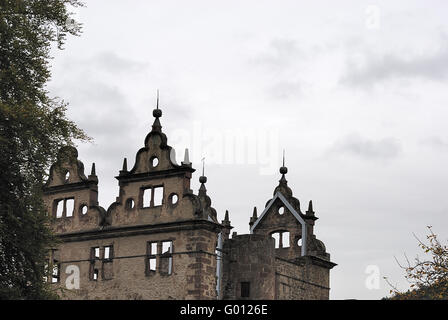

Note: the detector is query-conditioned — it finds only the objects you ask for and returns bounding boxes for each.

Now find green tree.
[0,0,88,299]
[385,226,448,300]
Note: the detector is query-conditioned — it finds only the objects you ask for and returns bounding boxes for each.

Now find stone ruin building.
[42,102,336,300]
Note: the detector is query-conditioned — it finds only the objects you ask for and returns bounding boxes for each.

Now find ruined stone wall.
[51,227,219,300]
[43,186,102,234]
[111,173,197,227]
[221,234,276,300]
[275,257,330,300]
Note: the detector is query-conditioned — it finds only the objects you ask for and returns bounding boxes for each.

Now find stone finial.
[280,149,288,175]
[222,210,231,227]
[249,206,258,228]
[88,162,98,182]
[182,148,191,166]
[151,90,162,132]
[221,210,233,240]
[199,157,207,195]
[306,200,315,216]
[119,158,128,176]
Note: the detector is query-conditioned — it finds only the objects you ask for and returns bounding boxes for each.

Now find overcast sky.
[47,0,448,299]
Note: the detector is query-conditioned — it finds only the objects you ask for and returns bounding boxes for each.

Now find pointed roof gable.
[250,191,308,256]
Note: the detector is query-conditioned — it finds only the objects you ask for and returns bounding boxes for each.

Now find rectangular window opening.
[56,200,64,218]
[147,242,158,274]
[143,188,151,208]
[241,282,250,298]
[282,232,290,248]
[93,247,100,259]
[149,258,157,271]
[93,269,99,281]
[104,246,113,260]
[160,241,173,275]
[272,232,280,249]
[153,187,163,206]
[66,198,74,217]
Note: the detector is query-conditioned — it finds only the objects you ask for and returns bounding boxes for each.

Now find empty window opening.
[104,246,113,260]
[282,232,290,248]
[142,186,164,208]
[147,242,158,274]
[66,198,74,217]
[151,242,157,255]
[143,189,151,208]
[272,231,290,248]
[80,204,88,215]
[93,269,99,281]
[160,241,173,275]
[170,193,178,205]
[56,200,64,218]
[278,206,285,215]
[272,232,280,249]
[149,258,157,271]
[241,282,250,298]
[126,198,135,210]
[162,241,172,254]
[92,247,100,259]
[151,157,159,168]
[153,187,163,206]
[51,263,60,283]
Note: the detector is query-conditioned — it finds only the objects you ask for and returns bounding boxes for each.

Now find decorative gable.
[250,191,308,256]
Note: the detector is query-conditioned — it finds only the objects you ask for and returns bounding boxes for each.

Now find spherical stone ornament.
[153,108,162,118]
[199,176,207,184]
[280,166,288,174]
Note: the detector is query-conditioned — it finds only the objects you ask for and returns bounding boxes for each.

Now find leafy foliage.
[0,0,88,299]
[385,226,448,300]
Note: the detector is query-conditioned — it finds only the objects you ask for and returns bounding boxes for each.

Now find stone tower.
[221,157,336,299]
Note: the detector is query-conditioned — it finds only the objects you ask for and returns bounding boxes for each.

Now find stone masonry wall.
[221,234,276,300]
[51,227,219,300]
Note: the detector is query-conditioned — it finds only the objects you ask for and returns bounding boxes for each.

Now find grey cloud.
[267,80,301,100]
[90,52,149,74]
[329,133,402,160]
[341,39,448,87]
[60,51,149,75]
[61,81,135,137]
[421,136,448,151]
[251,38,305,71]
[250,38,306,100]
